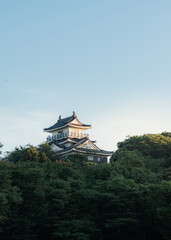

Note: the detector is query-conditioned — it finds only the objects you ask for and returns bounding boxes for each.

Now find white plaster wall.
[69,127,81,137]
[52,127,69,137]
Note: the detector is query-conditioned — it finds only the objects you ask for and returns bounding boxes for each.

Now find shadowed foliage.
[0,134,170,240]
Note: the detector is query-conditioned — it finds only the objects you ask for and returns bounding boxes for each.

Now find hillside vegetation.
[0,132,171,240]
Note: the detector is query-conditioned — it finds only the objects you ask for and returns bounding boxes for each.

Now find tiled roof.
[49,137,113,156]
[49,142,65,149]
[44,114,90,131]
[75,148,113,155]
[53,137,88,153]
[48,137,88,152]
[44,115,75,131]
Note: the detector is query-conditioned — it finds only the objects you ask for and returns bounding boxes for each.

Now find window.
[58,131,64,138]
[88,156,93,161]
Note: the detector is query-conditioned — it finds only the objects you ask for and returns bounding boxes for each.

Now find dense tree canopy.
[112,132,171,159]
[0,134,171,240]
[4,143,59,163]
[111,132,171,180]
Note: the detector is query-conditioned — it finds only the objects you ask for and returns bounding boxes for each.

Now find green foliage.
[66,153,87,164]
[0,134,171,240]
[4,143,59,163]
[0,142,2,155]
[37,143,59,162]
[114,150,145,167]
[111,133,171,182]
[115,133,171,159]
[163,167,171,181]
[0,158,170,240]
[161,131,171,138]
[5,145,40,163]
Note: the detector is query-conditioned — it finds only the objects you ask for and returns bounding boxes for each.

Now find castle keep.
[44,112,113,163]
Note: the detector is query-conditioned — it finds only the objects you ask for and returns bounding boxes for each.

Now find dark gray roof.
[55,147,113,156]
[75,148,113,155]
[44,114,90,131]
[48,137,87,154]
[53,137,81,144]
[49,142,65,149]
[49,137,113,156]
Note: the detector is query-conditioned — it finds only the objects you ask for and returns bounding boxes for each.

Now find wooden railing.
[46,133,89,142]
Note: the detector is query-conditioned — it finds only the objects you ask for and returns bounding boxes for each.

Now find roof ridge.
[44,113,91,132]
[58,115,75,122]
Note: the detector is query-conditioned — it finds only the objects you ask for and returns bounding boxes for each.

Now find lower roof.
[49,137,113,157]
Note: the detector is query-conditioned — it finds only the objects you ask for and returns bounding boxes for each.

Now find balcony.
[46,132,89,142]
[69,132,89,138]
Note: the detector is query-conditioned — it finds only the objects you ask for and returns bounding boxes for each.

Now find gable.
[77,140,99,150]
[71,118,82,125]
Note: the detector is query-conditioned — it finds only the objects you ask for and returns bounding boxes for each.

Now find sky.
[1,0,171,155]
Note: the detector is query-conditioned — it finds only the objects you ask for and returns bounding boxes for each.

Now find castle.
[44,112,113,163]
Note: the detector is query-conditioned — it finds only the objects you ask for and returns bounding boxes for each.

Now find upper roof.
[44,112,91,132]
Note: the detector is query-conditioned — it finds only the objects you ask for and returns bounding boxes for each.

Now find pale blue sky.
[1,0,171,154]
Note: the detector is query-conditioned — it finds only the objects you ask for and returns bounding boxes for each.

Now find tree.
[111,133,171,181]
[5,145,40,163]
[66,154,88,165]
[37,143,59,162]
[117,133,171,159]
[0,143,2,156]
[1,134,171,240]
[161,132,171,138]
